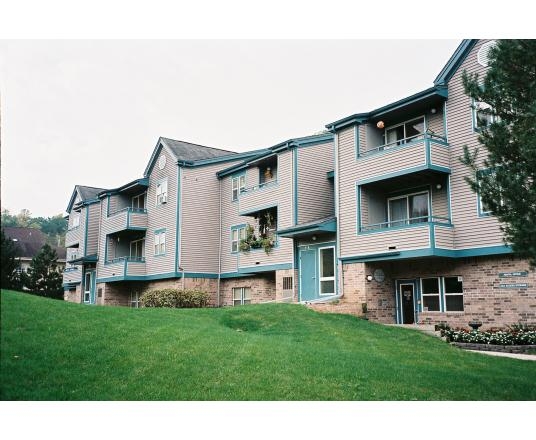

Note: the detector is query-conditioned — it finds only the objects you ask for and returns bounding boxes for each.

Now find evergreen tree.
[26,243,64,299]
[461,39,536,266]
[0,228,22,289]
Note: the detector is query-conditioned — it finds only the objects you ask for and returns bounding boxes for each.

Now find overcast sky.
[0,39,460,217]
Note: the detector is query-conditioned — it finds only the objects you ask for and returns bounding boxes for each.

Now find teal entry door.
[299,249,317,301]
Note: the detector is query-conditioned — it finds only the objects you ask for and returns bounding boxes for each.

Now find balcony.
[356,133,450,184]
[103,207,148,234]
[238,180,279,216]
[360,215,451,232]
[63,266,82,285]
[65,226,81,247]
[99,256,146,280]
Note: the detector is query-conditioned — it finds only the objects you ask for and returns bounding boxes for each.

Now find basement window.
[233,287,251,306]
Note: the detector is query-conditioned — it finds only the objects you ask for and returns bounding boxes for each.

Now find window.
[71,213,80,229]
[444,277,464,311]
[473,100,496,130]
[233,287,251,306]
[154,231,166,255]
[231,226,246,253]
[232,175,246,201]
[477,169,503,216]
[156,180,168,205]
[319,247,335,295]
[130,238,145,259]
[384,117,425,148]
[132,193,146,210]
[421,277,440,312]
[84,272,91,303]
[388,191,429,226]
[130,291,141,308]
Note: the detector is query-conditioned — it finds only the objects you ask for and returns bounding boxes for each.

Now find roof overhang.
[98,178,149,198]
[433,39,478,86]
[277,217,337,238]
[69,254,98,265]
[325,86,448,132]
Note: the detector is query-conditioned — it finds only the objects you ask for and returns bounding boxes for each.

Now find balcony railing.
[106,256,146,264]
[103,207,148,233]
[241,179,278,193]
[362,133,448,156]
[360,215,451,232]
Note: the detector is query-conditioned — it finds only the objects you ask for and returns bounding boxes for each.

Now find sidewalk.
[466,350,536,361]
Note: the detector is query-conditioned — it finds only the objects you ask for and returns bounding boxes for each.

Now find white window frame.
[132,192,146,210]
[71,213,80,228]
[83,272,92,303]
[384,115,426,147]
[156,179,168,205]
[473,100,496,131]
[154,231,166,256]
[233,287,251,306]
[231,226,246,253]
[318,246,336,296]
[387,190,430,226]
[443,276,464,312]
[420,277,441,312]
[130,291,141,308]
[232,175,246,201]
[130,238,145,259]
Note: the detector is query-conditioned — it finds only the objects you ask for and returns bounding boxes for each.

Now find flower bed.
[441,324,536,346]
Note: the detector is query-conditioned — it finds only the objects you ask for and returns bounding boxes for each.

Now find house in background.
[62,39,535,329]
[4,226,66,276]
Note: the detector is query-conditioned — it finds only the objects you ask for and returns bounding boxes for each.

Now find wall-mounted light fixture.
[431,108,437,114]
[366,275,373,282]
[436,183,442,190]
[376,121,385,129]
[312,235,317,241]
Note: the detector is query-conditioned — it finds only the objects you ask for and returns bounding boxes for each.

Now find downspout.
[217,177,222,307]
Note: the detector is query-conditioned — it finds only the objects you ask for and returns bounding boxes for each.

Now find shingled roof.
[77,185,108,201]
[3,226,66,261]
[159,137,237,162]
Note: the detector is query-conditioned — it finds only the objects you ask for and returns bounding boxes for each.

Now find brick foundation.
[220,273,276,306]
[340,255,535,329]
[64,285,81,303]
[275,269,297,302]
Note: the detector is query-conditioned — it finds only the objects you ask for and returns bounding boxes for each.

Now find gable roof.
[66,185,108,212]
[3,226,66,261]
[144,137,240,176]
[433,39,478,86]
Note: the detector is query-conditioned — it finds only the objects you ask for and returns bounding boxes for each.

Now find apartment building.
[63,39,535,329]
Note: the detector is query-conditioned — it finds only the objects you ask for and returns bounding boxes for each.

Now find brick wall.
[339,256,535,329]
[220,273,276,306]
[275,269,297,302]
[64,285,81,303]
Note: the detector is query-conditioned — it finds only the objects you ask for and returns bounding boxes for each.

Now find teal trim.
[356,164,451,186]
[220,272,256,279]
[360,135,449,158]
[97,271,220,283]
[154,228,167,234]
[434,39,477,86]
[443,101,448,142]
[97,178,149,198]
[239,263,293,274]
[277,218,336,238]
[354,124,360,159]
[239,203,278,217]
[63,282,80,288]
[358,220,451,235]
[326,170,335,179]
[107,195,111,216]
[356,184,361,233]
[326,86,448,132]
[175,167,181,273]
[293,148,298,225]
[340,245,512,263]
[430,224,436,250]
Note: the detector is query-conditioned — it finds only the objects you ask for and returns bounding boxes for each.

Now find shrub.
[140,289,210,308]
[442,325,536,345]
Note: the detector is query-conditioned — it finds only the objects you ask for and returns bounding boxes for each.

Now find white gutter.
[217,177,222,307]
[334,131,343,300]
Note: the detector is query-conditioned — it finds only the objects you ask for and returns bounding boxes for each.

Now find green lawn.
[1,289,535,400]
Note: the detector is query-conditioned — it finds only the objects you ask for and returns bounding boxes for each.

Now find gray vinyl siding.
[427,108,446,136]
[180,161,241,274]
[221,150,293,274]
[446,39,504,249]
[431,185,449,219]
[296,141,335,224]
[337,126,360,258]
[145,147,178,276]
[85,202,101,256]
[78,206,87,257]
[434,225,454,249]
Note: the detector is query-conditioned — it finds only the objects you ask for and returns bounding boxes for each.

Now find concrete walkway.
[466,350,536,361]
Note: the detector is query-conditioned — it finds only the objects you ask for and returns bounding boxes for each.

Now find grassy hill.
[1,289,535,400]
